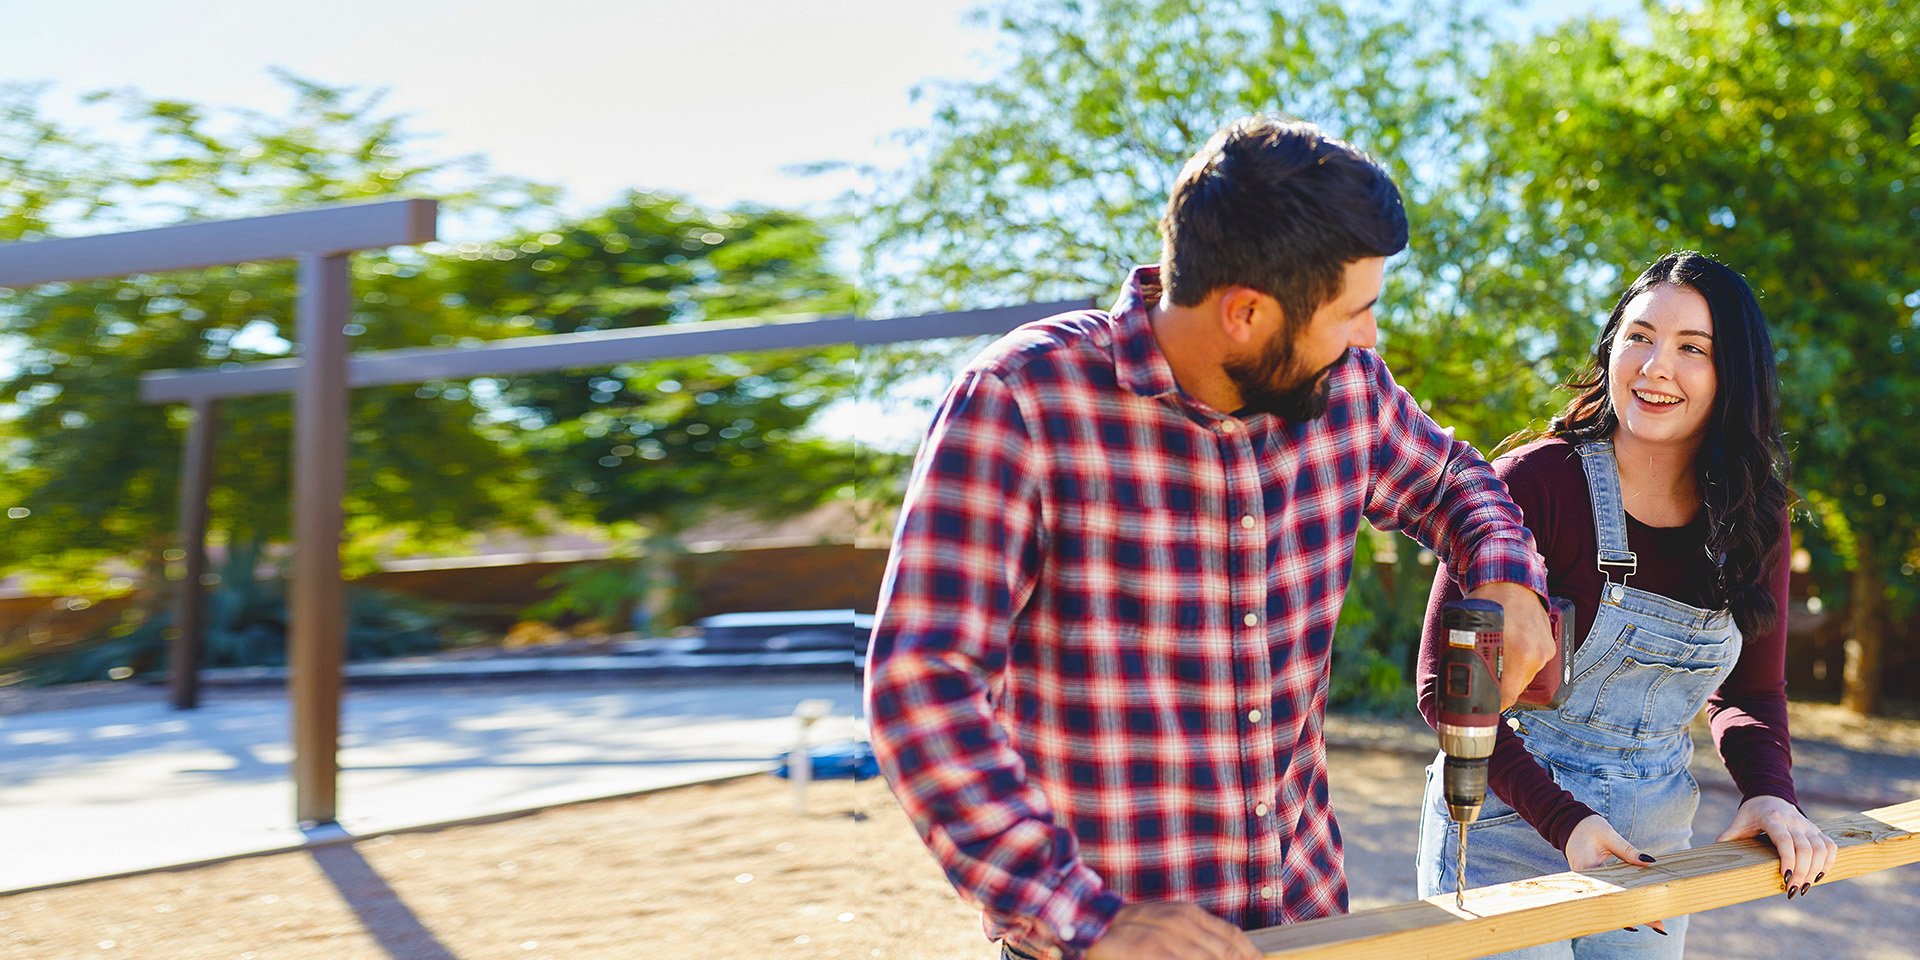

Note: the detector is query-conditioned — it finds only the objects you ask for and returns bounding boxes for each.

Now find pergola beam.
[1249,798,1920,959]
[138,299,1093,404]
[0,200,436,288]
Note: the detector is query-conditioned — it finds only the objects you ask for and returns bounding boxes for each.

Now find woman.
[1413,251,1836,958]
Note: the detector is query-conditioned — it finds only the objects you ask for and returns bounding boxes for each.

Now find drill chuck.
[1442,754,1490,825]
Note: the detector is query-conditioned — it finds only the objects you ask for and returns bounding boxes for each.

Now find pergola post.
[291,253,352,825]
[0,198,438,829]
[168,397,220,711]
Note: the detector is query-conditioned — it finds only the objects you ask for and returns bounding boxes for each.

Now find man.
[865,115,1553,960]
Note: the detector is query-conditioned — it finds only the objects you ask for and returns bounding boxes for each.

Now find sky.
[3,0,999,218]
[4,0,1642,219]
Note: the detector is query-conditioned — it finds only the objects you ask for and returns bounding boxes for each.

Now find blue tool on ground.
[774,740,878,781]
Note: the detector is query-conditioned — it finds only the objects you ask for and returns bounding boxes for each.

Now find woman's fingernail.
[1814,872,1825,883]
[1783,870,1793,884]
[1655,928,1669,936]
[1624,926,1638,932]
[1799,884,1810,896]
[1639,854,1656,863]
[1786,887,1796,900]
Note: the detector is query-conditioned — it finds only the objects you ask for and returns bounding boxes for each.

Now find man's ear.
[1216,287,1277,346]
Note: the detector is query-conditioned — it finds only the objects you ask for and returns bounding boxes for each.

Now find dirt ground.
[1,773,986,960]
[2,685,1916,960]
[0,754,1444,960]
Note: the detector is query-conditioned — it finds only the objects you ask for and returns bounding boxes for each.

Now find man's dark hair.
[1159,116,1408,327]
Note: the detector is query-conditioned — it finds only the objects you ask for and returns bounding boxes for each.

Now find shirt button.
[1221,420,1238,434]
[1254,802,1270,817]
[1260,885,1276,900]
[1240,515,1256,530]
[1248,709,1263,724]
[1243,612,1258,627]
[1059,924,1077,942]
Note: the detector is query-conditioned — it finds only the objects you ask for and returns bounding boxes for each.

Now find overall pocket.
[1580,625,1732,738]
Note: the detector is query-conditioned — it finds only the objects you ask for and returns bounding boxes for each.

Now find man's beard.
[1223,333,1350,421]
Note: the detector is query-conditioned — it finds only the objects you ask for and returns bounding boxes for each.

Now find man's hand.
[1086,902,1261,960]
[1465,581,1551,710]
[1716,795,1838,900]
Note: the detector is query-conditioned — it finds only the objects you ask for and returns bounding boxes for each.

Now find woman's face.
[1607,282,1717,451]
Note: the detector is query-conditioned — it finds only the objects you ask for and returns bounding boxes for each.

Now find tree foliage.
[855,0,1592,704]
[0,77,546,592]
[0,76,860,611]
[1476,0,1920,709]
[444,192,859,532]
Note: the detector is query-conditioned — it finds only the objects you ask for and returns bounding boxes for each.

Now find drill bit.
[1456,821,1469,910]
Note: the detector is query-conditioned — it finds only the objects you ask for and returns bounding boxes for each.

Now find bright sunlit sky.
[5,0,1641,449]
[6,0,1643,219]
[6,0,998,219]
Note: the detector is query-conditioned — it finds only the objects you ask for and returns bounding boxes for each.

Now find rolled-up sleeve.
[1359,352,1547,598]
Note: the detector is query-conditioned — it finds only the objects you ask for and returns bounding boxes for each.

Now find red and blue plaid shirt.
[866,266,1546,957]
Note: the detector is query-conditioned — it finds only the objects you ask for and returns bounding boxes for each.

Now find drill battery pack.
[1515,597,1578,711]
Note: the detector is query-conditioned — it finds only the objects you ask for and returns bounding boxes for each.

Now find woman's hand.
[1716,795,1838,899]
[1566,814,1668,935]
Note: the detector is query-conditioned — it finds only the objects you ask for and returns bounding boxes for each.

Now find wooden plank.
[0,199,437,288]
[1252,798,1920,959]
[137,299,1095,404]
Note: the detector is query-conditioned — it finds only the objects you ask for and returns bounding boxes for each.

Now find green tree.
[445,192,861,628]
[0,83,121,241]
[0,77,546,603]
[1476,0,1920,712]
[854,0,1582,706]
[1,78,866,643]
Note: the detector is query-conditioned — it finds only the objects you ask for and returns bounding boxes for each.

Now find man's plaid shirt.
[866,266,1546,957]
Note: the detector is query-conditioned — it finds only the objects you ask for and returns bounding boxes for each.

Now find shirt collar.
[1110,265,1182,401]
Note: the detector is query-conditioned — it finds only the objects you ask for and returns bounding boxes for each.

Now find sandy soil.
[3,675,1916,960]
[6,736,1918,960]
[1,774,982,960]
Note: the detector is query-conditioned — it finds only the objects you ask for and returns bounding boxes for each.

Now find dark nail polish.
[1624,926,1638,932]
[1786,887,1796,900]
[1638,854,1656,863]
[1799,884,1811,896]
[1814,872,1825,883]
[1655,928,1669,936]
[1784,870,1793,883]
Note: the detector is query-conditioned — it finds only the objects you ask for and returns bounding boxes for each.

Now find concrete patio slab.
[0,677,863,893]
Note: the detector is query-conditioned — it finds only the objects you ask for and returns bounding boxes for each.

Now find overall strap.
[1576,440,1638,586]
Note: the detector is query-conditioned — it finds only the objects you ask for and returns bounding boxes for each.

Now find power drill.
[1436,596,1575,909]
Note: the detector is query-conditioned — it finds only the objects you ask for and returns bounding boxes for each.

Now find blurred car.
[694,609,875,655]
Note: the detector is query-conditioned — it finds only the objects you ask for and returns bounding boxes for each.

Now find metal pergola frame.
[0,199,437,825]
[0,197,1091,826]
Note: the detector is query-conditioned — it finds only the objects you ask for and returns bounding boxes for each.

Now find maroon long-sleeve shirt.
[1417,437,1797,850]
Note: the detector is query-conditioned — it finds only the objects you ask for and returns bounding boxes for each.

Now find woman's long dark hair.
[1549,251,1791,638]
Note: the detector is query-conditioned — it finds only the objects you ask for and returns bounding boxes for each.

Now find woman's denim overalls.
[1415,441,1740,960]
